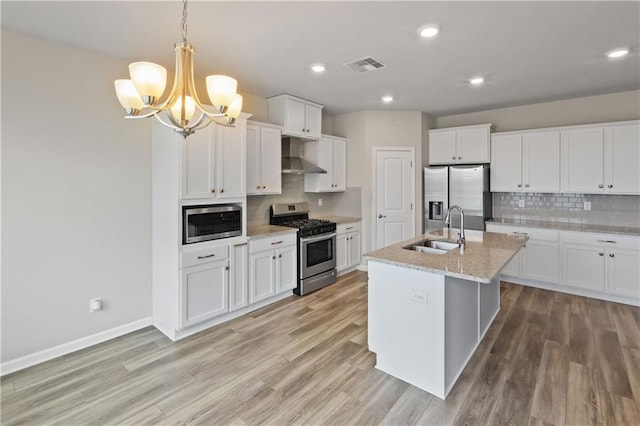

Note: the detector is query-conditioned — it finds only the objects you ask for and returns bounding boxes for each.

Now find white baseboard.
[357,263,368,272]
[1,317,153,376]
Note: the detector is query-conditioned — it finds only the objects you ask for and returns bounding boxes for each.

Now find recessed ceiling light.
[469,77,485,85]
[311,64,326,73]
[607,48,629,58]
[381,95,393,103]
[418,24,440,38]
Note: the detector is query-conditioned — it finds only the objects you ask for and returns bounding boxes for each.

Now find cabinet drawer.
[486,224,558,242]
[561,231,639,250]
[249,233,297,253]
[182,245,229,268]
[337,222,361,234]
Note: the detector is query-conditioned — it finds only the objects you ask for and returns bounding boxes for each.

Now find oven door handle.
[300,232,337,243]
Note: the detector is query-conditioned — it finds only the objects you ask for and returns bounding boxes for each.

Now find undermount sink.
[403,239,459,255]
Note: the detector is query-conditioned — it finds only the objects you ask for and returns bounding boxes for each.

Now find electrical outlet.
[318,198,323,207]
[89,298,102,313]
[583,201,591,211]
[518,199,525,208]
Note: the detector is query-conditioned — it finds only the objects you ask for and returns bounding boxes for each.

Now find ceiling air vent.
[344,56,386,73]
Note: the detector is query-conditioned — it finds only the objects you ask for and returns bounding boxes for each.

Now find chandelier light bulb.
[169,95,197,123]
[206,75,238,111]
[128,62,167,102]
[226,94,243,120]
[114,79,144,110]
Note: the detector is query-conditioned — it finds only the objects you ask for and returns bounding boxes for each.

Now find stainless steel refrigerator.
[424,165,492,233]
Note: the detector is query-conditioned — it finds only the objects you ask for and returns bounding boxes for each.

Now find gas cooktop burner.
[281,218,333,229]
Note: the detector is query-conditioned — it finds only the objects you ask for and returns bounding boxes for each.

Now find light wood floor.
[2,271,640,425]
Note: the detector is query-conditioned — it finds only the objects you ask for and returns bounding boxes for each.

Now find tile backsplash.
[493,192,640,227]
[246,174,362,224]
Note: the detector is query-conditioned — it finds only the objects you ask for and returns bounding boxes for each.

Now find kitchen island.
[364,228,526,399]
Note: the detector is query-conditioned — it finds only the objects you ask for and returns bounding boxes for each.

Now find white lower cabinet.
[561,231,640,299]
[336,222,361,273]
[229,242,249,312]
[180,245,230,329]
[485,224,559,284]
[487,223,639,305]
[249,233,297,303]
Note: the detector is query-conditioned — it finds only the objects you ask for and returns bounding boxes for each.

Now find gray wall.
[1,30,152,363]
[436,90,640,132]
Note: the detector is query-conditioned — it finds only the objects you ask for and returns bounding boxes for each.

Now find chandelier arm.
[124,109,159,119]
[185,111,210,130]
[154,112,182,131]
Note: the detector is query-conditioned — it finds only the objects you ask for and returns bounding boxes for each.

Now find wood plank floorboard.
[2,271,639,425]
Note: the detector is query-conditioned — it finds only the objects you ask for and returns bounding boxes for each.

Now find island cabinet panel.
[368,260,501,400]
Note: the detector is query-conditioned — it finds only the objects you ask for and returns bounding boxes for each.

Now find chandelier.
[114,0,242,138]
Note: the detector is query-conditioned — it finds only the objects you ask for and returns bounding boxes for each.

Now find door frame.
[372,147,416,250]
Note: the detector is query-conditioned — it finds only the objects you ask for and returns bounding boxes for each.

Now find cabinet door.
[182,127,215,199]
[229,243,248,312]
[305,104,322,140]
[180,259,228,328]
[336,232,349,272]
[522,240,559,283]
[604,125,640,194]
[502,251,522,277]
[332,139,347,191]
[561,128,604,193]
[491,134,523,192]
[246,125,261,195]
[284,98,306,137]
[216,122,245,198]
[276,245,298,293]
[457,127,490,163]
[260,127,283,194]
[348,231,362,268]
[524,131,560,192]
[249,250,276,303]
[607,248,640,298]
[561,244,606,291]
[429,130,457,164]
[316,138,334,191]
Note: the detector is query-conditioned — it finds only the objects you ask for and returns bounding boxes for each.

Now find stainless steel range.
[270,203,337,295]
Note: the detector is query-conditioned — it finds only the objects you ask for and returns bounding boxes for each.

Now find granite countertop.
[247,224,297,238]
[486,218,640,237]
[364,228,527,284]
[316,215,361,225]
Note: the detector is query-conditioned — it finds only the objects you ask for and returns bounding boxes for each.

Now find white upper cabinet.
[561,127,604,193]
[492,131,560,192]
[561,122,639,194]
[246,121,282,195]
[182,118,247,200]
[604,124,640,194]
[304,135,347,192]
[267,94,323,140]
[429,124,491,165]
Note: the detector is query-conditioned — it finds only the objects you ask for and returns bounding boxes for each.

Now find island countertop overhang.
[364,228,527,283]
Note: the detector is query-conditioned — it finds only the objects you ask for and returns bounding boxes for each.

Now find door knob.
[378,214,387,218]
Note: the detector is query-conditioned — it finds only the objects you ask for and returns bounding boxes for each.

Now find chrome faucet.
[444,205,466,252]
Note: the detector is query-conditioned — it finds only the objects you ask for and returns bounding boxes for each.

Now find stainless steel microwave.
[182,204,242,244]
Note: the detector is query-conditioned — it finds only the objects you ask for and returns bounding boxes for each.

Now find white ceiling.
[2,1,639,116]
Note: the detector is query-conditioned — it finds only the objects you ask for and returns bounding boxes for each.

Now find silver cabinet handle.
[458,156,462,160]
[346,227,354,230]
[608,185,613,188]
[271,240,283,245]
[279,254,282,258]
[599,252,604,256]
[272,256,276,260]
[378,214,386,218]
[609,253,615,258]
[211,188,216,193]
[233,243,248,247]
[452,156,456,160]
[262,185,266,189]
[525,184,530,188]
[257,185,261,190]
[517,184,522,188]
[597,240,617,244]
[225,266,229,271]
[197,254,215,259]
[598,184,604,188]
[220,188,224,193]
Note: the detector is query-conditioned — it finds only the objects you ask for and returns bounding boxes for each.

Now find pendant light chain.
[181,0,188,42]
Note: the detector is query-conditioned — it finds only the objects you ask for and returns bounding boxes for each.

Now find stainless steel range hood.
[281,137,327,174]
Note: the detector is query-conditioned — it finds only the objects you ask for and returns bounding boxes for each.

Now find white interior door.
[375,149,415,249]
